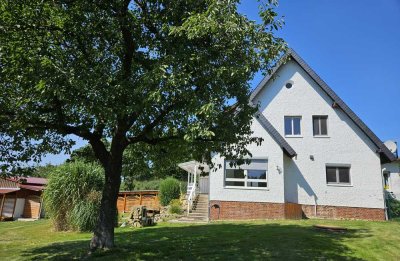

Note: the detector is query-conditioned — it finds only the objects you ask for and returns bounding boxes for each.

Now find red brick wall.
[301,204,385,221]
[209,200,385,221]
[209,201,285,220]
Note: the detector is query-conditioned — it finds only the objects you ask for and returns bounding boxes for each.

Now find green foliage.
[69,142,190,189]
[31,164,57,178]
[0,0,286,171]
[121,179,162,191]
[159,177,181,206]
[168,199,183,215]
[387,196,400,219]
[43,161,104,231]
[67,145,101,164]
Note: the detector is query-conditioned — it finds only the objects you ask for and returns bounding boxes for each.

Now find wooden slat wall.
[1,195,16,217]
[141,194,158,209]
[125,195,141,212]
[23,195,41,219]
[117,191,160,213]
[117,197,125,213]
[284,202,303,220]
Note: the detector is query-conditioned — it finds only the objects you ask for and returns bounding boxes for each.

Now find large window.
[313,116,328,136]
[225,159,268,188]
[284,116,301,136]
[326,166,351,185]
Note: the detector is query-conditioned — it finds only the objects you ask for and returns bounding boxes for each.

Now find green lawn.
[0,219,399,260]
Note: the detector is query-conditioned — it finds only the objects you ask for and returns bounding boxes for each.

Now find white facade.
[209,59,393,211]
[210,118,285,203]
[383,161,400,199]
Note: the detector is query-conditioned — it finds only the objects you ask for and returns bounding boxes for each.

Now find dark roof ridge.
[251,48,395,163]
[254,111,297,158]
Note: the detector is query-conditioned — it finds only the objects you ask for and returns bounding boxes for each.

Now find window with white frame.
[284,116,301,136]
[326,166,351,185]
[313,116,328,136]
[225,159,268,188]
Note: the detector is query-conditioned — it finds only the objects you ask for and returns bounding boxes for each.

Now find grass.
[0,219,399,260]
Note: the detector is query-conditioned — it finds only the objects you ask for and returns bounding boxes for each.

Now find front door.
[199,176,209,194]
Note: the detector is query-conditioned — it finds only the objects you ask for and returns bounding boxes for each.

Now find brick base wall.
[209,201,285,220]
[301,204,385,221]
[209,200,385,221]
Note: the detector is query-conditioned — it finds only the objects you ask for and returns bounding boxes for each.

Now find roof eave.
[255,112,297,158]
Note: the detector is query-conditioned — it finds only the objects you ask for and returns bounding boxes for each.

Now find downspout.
[314,195,318,217]
[381,168,388,220]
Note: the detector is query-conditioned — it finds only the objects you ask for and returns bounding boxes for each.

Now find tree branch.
[118,0,136,79]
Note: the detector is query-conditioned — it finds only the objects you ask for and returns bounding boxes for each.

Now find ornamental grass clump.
[43,161,104,231]
[159,177,181,206]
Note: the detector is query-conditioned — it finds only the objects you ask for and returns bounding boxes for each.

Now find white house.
[180,49,397,221]
[382,159,400,199]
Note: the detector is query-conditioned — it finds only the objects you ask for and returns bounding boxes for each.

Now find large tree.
[0,0,286,250]
[68,141,192,183]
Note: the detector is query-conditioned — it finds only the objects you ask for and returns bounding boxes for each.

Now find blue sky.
[41,0,400,165]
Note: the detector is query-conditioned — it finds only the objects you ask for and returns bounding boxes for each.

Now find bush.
[159,177,181,206]
[387,196,400,219]
[43,161,104,231]
[169,199,183,214]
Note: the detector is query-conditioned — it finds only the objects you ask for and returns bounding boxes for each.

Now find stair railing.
[187,164,198,216]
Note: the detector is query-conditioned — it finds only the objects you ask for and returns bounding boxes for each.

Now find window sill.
[285,135,303,138]
[224,186,269,191]
[313,135,330,138]
[327,183,353,187]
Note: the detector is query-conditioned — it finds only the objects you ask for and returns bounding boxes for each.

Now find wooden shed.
[0,177,47,220]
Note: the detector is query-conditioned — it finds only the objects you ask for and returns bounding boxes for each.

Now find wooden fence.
[117,190,160,213]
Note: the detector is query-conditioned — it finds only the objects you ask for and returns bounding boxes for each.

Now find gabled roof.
[251,48,396,163]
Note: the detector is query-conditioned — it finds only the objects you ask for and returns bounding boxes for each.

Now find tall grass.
[43,161,104,231]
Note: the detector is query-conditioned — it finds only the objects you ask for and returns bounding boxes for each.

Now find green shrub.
[169,199,183,214]
[159,177,181,206]
[43,161,104,231]
[179,181,188,195]
[387,197,400,219]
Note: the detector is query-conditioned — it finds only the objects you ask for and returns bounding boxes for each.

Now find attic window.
[285,80,294,89]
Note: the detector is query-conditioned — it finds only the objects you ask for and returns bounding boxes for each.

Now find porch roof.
[178,161,210,175]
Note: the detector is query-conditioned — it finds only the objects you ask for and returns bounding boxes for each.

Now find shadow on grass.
[22,222,370,260]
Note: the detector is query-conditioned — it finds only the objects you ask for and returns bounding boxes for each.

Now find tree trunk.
[89,160,122,251]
